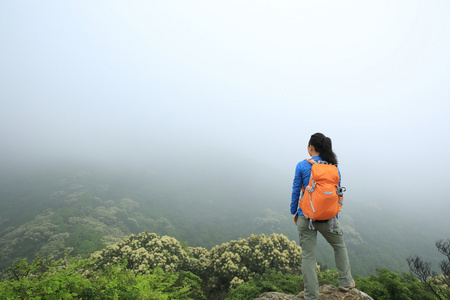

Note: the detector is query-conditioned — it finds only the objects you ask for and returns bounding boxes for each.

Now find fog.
[1,1,450,218]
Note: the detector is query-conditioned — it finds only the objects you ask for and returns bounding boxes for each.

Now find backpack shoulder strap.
[305,158,317,165]
[300,159,315,193]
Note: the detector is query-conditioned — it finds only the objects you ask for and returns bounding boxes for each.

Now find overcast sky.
[1,1,450,212]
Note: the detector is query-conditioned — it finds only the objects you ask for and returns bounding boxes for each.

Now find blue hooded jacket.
[290,155,341,216]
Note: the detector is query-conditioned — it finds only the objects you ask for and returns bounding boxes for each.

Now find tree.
[407,239,450,299]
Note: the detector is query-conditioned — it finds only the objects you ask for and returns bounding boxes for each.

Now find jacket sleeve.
[290,162,303,215]
[337,166,341,187]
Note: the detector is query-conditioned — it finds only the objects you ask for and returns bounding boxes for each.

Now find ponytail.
[308,133,338,165]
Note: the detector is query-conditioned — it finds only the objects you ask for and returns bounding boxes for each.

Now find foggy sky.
[1,1,450,214]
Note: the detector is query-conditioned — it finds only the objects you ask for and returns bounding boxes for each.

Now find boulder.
[254,284,373,300]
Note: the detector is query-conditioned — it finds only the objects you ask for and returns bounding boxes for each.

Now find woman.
[291,133,354,300]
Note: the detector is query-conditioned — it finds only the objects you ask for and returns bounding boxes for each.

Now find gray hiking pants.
[297,217,353,300]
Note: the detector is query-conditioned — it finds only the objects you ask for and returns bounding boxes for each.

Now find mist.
[1,1,450,228]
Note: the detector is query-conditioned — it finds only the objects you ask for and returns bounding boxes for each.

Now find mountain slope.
[0,159,447,276]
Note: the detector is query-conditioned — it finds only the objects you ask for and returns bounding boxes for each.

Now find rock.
[254,292,302,299]
[255,284,373,300]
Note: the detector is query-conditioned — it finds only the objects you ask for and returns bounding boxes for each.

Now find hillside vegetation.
[2,232,448,299]
[0,161,447,277]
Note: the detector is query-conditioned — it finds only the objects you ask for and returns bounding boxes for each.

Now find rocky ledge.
[254,284,373,300]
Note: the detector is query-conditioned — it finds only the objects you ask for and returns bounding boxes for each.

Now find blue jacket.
[290,155,341,216]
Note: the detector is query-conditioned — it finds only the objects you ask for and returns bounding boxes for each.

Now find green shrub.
[0,256,205,300]
[355,268,434,300]
[227,270,303,299]
[0,256,91,299]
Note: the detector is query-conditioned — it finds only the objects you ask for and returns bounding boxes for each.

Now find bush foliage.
[0,256,204,300]
[1,233,301,299]
[1,232,448,300]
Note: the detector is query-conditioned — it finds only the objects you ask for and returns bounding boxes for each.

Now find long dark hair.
[309,133,338,165]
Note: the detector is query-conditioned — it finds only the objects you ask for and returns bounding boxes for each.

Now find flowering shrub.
[207,233,302,290]
[186,246,210,278]
[88,232,302,294]
[91,232,193,274]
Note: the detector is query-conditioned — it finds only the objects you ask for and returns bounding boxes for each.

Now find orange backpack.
[299,159,344,221]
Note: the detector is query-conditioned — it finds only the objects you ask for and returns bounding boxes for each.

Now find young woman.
[290,133,354,300]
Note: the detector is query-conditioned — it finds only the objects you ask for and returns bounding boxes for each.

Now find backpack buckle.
[337,186,346,197]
